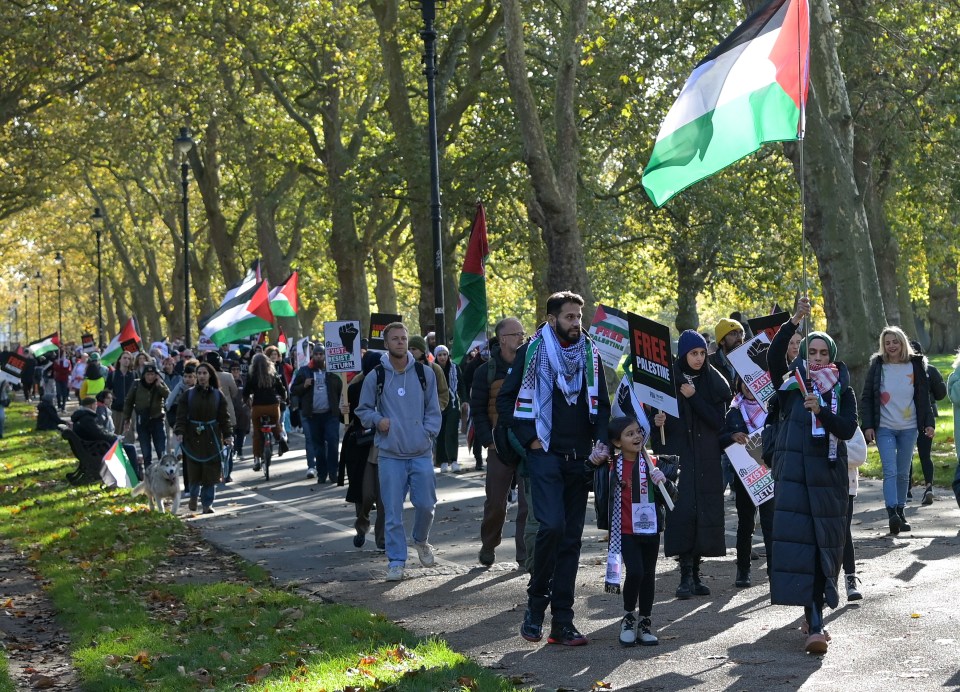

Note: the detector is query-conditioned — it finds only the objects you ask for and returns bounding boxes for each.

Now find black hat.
[142,364,158,375]
[205,351,223,370]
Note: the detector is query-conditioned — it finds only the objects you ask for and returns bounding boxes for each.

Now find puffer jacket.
[767,320,858,609]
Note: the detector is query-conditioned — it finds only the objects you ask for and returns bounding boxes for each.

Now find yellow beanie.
[715,318,743,344]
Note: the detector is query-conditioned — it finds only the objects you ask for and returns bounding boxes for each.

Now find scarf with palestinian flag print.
[514,325,600,452]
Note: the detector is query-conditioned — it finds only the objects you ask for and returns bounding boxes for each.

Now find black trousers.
[733,474,774,570]
[621,537,659,616]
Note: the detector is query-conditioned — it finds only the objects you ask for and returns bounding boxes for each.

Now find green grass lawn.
[0,403,526,691]
[859,353,959,489]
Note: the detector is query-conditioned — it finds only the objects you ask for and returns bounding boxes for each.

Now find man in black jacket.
[497,292,610,647]
[473,318,528,569]
[291,344,346,482]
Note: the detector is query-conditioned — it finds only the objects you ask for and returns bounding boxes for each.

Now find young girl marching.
[593,416,678,647]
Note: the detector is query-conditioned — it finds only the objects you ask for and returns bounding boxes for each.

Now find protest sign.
[747,311,790,343]
[726,443,775,507]
[149,341,169,358]
[294,336,311,367]
[727,333,777,411]
[589,304,630,370]
[195,335,218,353]
[81,334,97,353]
[0,351,26,385]
[324,320,362,373]
[368,312,402,350]
[628,313,678,418]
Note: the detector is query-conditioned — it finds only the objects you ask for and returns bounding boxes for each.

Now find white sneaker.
[440,463,449,473]
[306,468,317,479]
[508,488,519,504]
[638,617,659,646]
[845,574,863,601]
[619,612,637,646]
[385,564,404,582]
[414,540,436,567]
[450,461,461,473]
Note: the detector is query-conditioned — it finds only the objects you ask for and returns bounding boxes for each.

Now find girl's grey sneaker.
[638,617,658,646]
[618,612,637,647]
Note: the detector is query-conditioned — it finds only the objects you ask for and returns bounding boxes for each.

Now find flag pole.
[796,0,811,386]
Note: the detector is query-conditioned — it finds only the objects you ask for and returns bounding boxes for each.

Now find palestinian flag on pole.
[643,0,809,207]
[199,281,274,347]
[221,259,261,306]
[101,318,142,366]
[100,438,138,489]
[276,327,288,355]
[452,202,490,362]
[268,271,298,317]
[27,333,60,358]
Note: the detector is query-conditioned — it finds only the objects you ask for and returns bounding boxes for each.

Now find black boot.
[675,556,694,600]
[691,557,711,596]
[886,506,902,535]
[896,506,911,531]
[735,564,752,588]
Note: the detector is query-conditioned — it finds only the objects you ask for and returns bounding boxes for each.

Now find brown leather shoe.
[804,632,828,654]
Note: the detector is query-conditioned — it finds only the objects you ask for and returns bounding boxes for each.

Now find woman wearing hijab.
[651,329,731,600]
[767,297,858,654]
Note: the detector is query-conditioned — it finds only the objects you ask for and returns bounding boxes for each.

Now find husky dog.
[132,453,181,513]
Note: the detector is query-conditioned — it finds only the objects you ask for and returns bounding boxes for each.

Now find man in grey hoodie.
[356,322,442,582]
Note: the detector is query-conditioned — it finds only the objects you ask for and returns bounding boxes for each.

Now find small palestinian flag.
[100,439,138,489]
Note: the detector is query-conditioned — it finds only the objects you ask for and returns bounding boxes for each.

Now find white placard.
[323,320,362,373]
[725,443,775,507]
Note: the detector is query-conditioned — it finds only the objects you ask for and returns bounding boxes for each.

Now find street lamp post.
[175,126,195,349]
[21,283,28,342]
[55,252,64,340]
[412,0,447,346]
[92,207,105,348]
[34,270,41,340]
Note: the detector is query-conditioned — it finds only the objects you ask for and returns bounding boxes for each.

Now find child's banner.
[726,443,775,506]
[324,320,362,373]
[628,313,678,418]
[368,312,402,350]
[728,333,776,411]
[588,304,630,370]
[747,311,790,343]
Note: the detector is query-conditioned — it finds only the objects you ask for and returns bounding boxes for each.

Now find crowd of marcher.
[8,291,960,657]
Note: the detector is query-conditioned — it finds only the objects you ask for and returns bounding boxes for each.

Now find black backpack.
[374,362,427,402]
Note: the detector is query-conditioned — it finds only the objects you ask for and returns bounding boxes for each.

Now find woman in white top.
[860,326,934,535]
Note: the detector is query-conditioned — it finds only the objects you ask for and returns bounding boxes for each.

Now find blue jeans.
[877,427,916,507]
[525,448,591,625]
[137,416,166,467]
[378,453,437,567]
[303,411,340,481]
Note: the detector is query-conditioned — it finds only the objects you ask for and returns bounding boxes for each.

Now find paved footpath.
[194,436,960,691]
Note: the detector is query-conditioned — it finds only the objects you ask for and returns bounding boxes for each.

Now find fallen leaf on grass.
[133,651,150,665]
[246,663,272,683]
[29,673,56,689]
[458,676,479,689]
[358,655,378,665]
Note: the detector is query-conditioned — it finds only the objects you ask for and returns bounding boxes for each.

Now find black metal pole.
[96,228,104,348]
[418,0,446,346]
[57,269,63,340]
[181,160,191,349]
[35,281,41,340]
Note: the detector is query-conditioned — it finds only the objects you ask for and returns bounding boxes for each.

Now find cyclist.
[243,353,287,472]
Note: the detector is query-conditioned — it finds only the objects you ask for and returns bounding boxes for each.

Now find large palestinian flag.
[199,281,274,347]
[268,271,298,317]
[101,318,141,366]
[221,259,261,306]
[27,333,60,358]
[643,0,809,207]
[452,202,490,362]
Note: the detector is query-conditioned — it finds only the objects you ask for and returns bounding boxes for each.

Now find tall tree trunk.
[927,242,960,353]
[373,249,399,315]
[500,0,594,323]
[784,0,885,388]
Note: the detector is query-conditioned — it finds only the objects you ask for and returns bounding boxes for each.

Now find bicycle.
[257,415,275,481]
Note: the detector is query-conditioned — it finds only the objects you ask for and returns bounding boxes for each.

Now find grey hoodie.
[356,351,442,459]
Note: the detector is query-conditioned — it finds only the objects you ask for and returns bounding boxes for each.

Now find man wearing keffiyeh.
[497,291,610,647]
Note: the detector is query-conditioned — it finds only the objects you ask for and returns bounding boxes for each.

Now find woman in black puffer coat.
[651,330,731,600]
[767,298,858,655]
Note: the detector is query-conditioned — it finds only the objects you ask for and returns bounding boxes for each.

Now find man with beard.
[709,317,744,386]
[497,292,610,647]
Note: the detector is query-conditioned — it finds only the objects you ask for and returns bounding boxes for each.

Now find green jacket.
[122,378,170,422]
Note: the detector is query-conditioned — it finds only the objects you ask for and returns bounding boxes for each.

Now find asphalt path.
[194,433,960,691]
